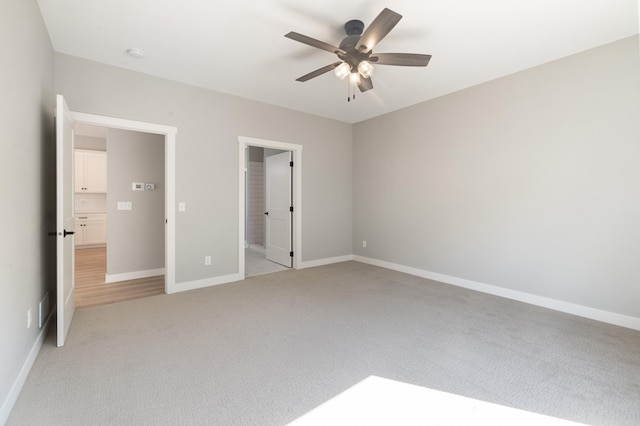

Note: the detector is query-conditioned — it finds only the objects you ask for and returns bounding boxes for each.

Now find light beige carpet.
[8,261,640,425]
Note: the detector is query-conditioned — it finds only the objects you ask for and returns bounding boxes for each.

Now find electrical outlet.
[27,308,32,328]
[205,256,212,266]
[362,240,367,248]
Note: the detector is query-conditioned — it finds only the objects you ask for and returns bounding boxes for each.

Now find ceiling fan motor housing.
[344,19,364,36]
[339,35,371,71]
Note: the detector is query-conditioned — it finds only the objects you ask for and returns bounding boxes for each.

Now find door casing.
[71,110,178,293]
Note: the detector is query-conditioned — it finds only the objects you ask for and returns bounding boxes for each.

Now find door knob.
[48,230,75,237]
[264,212,269,215]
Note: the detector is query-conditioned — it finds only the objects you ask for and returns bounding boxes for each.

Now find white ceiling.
[37,0,638,124]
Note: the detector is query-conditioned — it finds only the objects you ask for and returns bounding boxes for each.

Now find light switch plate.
[117,201,132,210]
[179,202,186,212]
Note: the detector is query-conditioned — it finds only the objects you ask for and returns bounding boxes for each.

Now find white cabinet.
[75,214,107,246]
[75,150,107,193]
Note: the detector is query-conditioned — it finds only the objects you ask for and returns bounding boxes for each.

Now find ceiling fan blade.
[370,53,432,67]
[285,32,346,55]
[358,76,374,92]
[295,62,342,82]
[356,8,402,53]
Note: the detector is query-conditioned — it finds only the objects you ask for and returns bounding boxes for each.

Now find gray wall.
[107,129,165,275]
[353,36,640,317]
[248,146,264,163]
[55,53,353,284]
[0,0,55,418]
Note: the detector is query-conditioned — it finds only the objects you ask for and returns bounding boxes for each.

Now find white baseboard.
[169,272,243,294]
[75,244,106,249]
[0,306,55,424]
[105,268,165,284]
[300,254,354,269]
[172,253,354,294]
[172,254,352,295]
[354,255,640,331]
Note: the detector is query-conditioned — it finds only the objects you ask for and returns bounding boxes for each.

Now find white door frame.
[72,111,177,293]
[238,136,302,278]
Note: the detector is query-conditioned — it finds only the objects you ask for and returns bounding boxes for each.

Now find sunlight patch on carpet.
[289,376,585,426]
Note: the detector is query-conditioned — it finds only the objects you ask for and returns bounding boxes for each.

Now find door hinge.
[289,251,294,257]
[289,206,294,212]
[290,161,294,167]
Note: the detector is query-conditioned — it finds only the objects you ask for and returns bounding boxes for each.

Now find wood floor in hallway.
[75,247,165,309]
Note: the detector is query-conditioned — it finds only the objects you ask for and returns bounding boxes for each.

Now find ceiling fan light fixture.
[358,60,373,78]
[349,72,361,86]
[334,62,351,80]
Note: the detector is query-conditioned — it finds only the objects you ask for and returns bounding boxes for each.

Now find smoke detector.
[126,48,144,59]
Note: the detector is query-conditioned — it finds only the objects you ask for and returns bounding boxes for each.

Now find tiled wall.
[247,161,265,247]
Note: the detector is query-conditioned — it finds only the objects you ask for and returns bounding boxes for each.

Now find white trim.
[354,255,640,331]
[165,131,176,293]
[75,244,106,249]
[300,255,354,269]
[238,141,246,281]
[238,136,303,278]
[105,268,166,284]
[240,136,303,152]
[0,307,54,424]
[70,111,177,294]
[168,273,243,294]
[72,112,176,135]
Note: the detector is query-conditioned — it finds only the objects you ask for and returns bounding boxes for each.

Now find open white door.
[56,95,76,347]
[265,151,292,267]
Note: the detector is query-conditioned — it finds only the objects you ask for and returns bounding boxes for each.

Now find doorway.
[71,110,177,293]
[245,146,290,276]
[73,124,166,308]
[238,136,303,280]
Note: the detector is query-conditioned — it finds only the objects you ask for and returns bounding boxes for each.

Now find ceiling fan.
[285,8,431,101]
